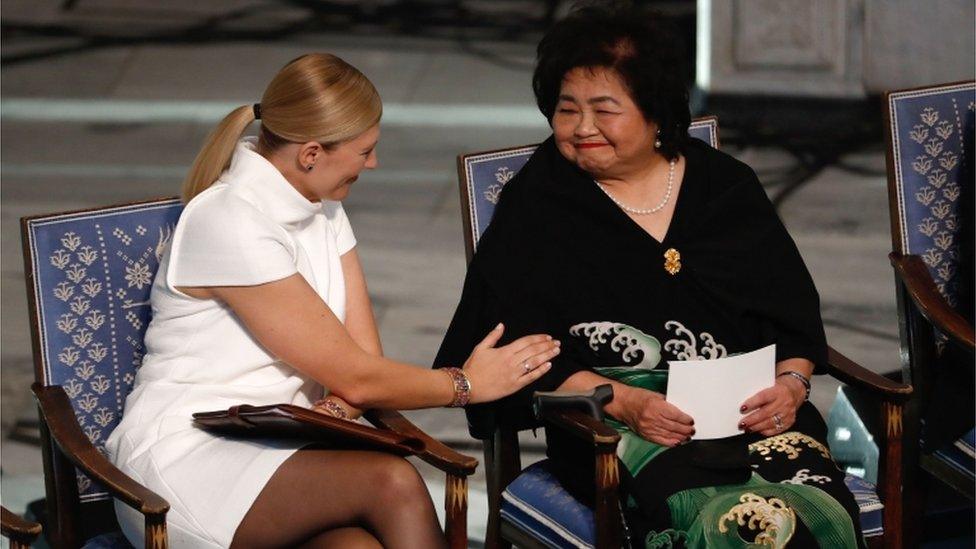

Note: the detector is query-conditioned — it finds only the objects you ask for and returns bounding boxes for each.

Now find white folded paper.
[665,344,776,440]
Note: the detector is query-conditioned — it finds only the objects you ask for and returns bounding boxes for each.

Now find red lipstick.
[574,142,609,149]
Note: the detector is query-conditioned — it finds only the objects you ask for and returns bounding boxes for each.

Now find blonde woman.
[105,53,559,549]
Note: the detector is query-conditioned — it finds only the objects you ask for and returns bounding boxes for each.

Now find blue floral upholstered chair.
[882,81,975,547]
[23,198,478,549]
[457,117,912,548]
[22,197,182,549]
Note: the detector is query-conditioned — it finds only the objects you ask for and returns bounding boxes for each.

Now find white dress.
[105,139,357,548]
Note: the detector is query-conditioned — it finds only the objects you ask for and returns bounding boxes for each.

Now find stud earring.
[307,164,313,171]
[654,139,662,149]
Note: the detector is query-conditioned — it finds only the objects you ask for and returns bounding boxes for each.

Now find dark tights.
[230,448,447,549]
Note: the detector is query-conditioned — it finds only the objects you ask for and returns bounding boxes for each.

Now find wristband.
[777,371,811,401]
[443,367,472,407]
[313,397,349,419]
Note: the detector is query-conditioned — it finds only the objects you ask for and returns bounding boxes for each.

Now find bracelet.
[777,371,811,401]
[313,397,349,419]
[443,367,472,408]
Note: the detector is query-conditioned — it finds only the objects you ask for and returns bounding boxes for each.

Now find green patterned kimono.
[603,368,859,548]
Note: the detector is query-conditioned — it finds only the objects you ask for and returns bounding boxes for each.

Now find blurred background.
[1,0,973,546]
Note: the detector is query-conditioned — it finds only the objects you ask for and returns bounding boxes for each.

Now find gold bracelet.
[443,367,471,407]
[313,397,349,419]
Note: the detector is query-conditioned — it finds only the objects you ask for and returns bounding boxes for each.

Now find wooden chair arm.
[538,408,621,450]
[1,506,42,546]
[364,409,478,477]
[890,252,975,351]
[32,383,170,516]
[825,347,912,402]
[537,408,622,547]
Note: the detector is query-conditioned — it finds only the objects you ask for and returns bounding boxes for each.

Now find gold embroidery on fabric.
[718,493,796,548]
[748,432,831,462]
[664,248,681,275]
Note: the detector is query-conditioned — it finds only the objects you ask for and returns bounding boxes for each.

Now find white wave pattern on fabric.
[663,320,728,360]
[569,321,661,369]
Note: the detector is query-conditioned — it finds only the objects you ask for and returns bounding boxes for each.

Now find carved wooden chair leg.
[484,429,519,549]
[45,432,81,549]
[445,473,468,549]
[146,513,168,549]
[878,400,904,549]
[9,538,32,549]
[594,450,622,549]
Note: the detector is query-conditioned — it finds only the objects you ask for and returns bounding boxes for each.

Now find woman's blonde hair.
[181,53,382,202]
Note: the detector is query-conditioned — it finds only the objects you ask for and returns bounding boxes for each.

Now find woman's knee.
[302,527,382,549]
[368,454,430,504]
[279,450,432,514]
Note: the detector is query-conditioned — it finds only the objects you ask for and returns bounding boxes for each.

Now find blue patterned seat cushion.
[844,474,883,538]
[501,460,884,547]
[81,531,132,548]
[933,427,976,480]
[501,460,595,548]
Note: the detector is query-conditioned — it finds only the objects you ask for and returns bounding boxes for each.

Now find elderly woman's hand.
[738,375,807,436]
[617,387,695,447]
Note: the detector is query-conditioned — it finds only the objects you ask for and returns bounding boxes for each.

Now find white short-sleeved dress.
[105,138,357,548]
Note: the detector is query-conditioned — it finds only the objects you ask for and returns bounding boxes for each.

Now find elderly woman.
[435,5,864,548]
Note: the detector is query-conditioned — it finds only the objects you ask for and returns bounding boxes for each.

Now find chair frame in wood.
[23,198,478,549]
[456,118,911,549]
[882,80,976,548]
[1,506,43,549]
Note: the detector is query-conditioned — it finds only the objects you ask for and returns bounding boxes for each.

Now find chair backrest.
[457,116,720,261]
[883,83,975,512]
[884,81,974,309]
[22,198,184,505]
[455,118,721,548]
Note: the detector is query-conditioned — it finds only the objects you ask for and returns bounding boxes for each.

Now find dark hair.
[532,2,691,159]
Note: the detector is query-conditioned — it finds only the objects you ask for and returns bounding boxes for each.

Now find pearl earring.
[654,139,662,149]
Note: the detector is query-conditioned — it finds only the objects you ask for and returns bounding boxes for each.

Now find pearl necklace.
[596,158,676,215]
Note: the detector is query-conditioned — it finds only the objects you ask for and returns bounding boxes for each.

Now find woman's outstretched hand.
[617,387,695,447]
[462,323,559,404]
[739,376,805,436]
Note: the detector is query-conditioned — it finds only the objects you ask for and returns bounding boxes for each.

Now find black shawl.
[435,137,827,438]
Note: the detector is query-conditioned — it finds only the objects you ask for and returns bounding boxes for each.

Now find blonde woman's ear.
[297,141,323,171]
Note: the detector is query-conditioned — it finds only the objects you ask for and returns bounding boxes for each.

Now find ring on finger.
[522,361,531,373]
[772,413,783,430]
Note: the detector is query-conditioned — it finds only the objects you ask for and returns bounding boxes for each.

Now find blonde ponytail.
[181,53,382,203]
[181,105,256,202]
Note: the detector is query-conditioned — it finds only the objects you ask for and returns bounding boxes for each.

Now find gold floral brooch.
[664,248,681,275]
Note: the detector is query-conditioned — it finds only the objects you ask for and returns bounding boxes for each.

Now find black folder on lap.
[192,404,426,456]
